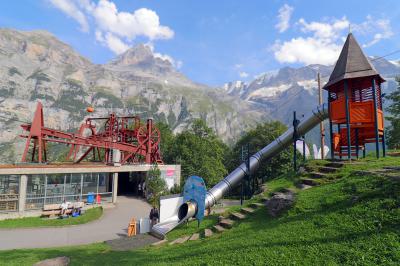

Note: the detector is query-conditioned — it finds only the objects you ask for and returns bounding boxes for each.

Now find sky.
[0,0,399,86]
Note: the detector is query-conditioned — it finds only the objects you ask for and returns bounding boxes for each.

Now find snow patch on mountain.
[252,70,279,84]
[297,79,318,94]
[389,60,400,67]
[223,80,247,95]
[247,83,292,99]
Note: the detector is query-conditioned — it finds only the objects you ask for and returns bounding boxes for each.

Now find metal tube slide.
[178,200,198,220]
[151,104,328,239]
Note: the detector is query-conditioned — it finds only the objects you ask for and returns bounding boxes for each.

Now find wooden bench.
[42,202,84,217]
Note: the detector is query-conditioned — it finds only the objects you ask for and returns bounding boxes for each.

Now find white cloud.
[49,0,89,32]
[274,37,342,65]
[100,32,130,54]
[234,64,243,69]
[91,1,174,41]
[154,52,175,63]
[273,17,349,65]
[239,71,249,78]
[352,15,393,47]
[49,0,174,56]
[273,15,393,66]
[275,4,294,33]
[298,17,349,40]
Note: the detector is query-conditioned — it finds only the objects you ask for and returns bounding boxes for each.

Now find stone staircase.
[157,203,264,246]
[299,161,344,189]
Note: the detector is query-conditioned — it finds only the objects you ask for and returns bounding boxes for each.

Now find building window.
[82,173,97,195]
[97,173,112,203]
[26,174,45,210]
[64,173,82,202]
[0,175,19,212]
[25,172,113,210]
[45,174,65,205]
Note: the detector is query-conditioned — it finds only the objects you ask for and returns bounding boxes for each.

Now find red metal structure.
[324,33,386,159]
[20,102,163,165]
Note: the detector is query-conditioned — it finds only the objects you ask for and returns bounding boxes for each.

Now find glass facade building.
[0,173,112,212]
[0,164,180,214]
[25,172,112,210]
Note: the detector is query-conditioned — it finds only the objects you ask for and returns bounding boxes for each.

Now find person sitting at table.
[72,207,81,217]
[60,200,70,215]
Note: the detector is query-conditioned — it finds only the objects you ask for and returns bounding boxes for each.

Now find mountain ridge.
[0,28,399,163]
[222,56,400,124]
[0,28,264,163]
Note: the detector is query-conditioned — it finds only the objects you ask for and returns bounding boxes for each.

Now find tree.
[155,122,176,164]
[170,119,228,187]
[226,121,292,187]
[385,76,400,149]
[146,164,167,207]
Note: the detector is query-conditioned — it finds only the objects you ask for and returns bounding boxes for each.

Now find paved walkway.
[0,196,151,250]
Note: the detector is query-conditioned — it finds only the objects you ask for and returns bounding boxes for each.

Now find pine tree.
[385,77,400,149]
[146,165,167,208]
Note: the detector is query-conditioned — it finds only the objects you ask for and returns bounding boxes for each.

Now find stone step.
[177,235,190,244]
[241,207,255,214]
[219,218,234,229]
[250,202,264,208]
[301,178,318,186]
[298,184,313,190]
[310,172,328,179]
[326,162,345,168]
[230,212,246,220]
[204,228,213,238]
[169,235,190,245]
[213,224,226,232]
[383,166,400,171]
[318,166,339,173]
[189,233,199,241]
[151,239,168,246]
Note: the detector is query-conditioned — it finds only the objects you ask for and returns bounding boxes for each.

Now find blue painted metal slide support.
[182,176,207,224]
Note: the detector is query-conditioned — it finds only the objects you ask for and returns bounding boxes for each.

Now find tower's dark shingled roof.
[323,33,384,89]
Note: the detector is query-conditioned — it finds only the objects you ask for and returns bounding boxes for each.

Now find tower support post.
[344,80,352,160]
[355,128,359,159]
[377,82,386,157]
[328,96,334,160]
[371,78,380,158]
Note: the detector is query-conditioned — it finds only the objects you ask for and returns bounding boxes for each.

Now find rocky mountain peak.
[110,44,154,66]
[107,44,174,74]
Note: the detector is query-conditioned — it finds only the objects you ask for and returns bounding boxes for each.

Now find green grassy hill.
[1,157,399,265]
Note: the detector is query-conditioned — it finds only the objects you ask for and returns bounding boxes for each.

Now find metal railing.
[0,194,19,212]
[25,192,113,210]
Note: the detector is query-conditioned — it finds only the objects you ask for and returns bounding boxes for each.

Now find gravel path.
[0,196,151,250]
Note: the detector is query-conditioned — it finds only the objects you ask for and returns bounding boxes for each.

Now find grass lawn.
[0,207,103,229]
[0,157,399,265]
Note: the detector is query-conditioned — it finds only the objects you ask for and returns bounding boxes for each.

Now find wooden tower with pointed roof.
[323,33,386,160]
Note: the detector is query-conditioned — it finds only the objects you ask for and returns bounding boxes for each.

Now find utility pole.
[318,72,325,159]
[240,145,246,205]
[293,111,299,171]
